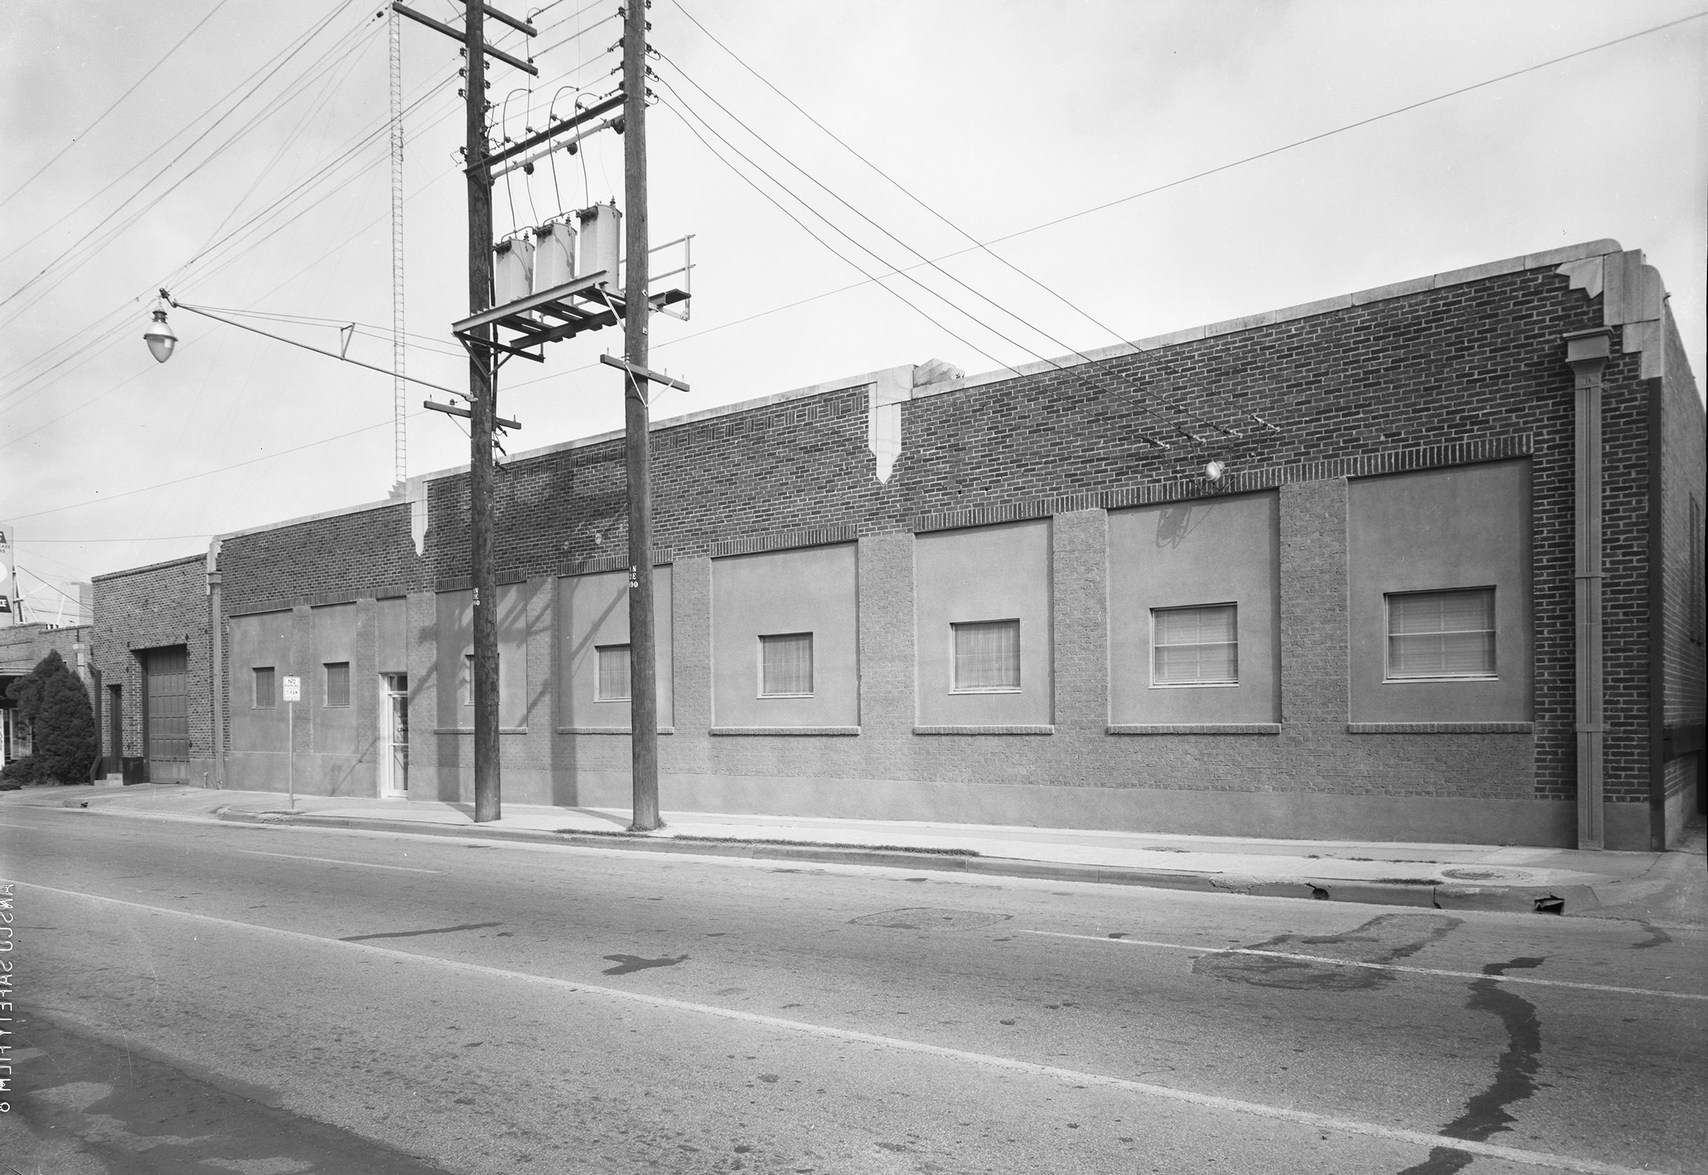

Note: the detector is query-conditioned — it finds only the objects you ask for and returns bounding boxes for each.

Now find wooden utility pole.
[622,0,661,831]
[464,1,502,824]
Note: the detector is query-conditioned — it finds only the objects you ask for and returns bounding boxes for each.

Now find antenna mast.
[388,2,408,489]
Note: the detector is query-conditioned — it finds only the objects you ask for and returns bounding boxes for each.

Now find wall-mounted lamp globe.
[1204,460,1226,482]
[144,307,177,363]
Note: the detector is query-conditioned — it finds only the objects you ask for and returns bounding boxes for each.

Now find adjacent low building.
[1,621,94,772]
[90,240,1707,849]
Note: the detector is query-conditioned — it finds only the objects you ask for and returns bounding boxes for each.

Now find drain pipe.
[1563,328,1611,849]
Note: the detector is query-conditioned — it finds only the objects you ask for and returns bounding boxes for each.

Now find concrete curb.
[213,808,1576,914]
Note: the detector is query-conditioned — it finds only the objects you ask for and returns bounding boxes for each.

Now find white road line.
[1023,930,1708,1001]
[234,849,439,873]
[11,881,1670,1175]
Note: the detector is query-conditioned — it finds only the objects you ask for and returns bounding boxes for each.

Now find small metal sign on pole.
[282,675,301,810]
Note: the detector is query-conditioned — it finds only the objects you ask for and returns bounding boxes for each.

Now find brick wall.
[102,246,1701,844]
[91,555,212,777]
[1657,304,1707,829]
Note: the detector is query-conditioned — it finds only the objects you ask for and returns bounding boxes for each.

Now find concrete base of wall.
[1604,800,1654,853]
[533,771,1581,848]
[1658,765,1702,850]
[226,752,377,799]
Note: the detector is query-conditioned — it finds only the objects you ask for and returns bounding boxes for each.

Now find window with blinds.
[759,632,814,696]
[1386,588,1496,679]
[951,619,1021,692]
[324,661,351,708]
[1152,604,1238,686]
[595,644,631,701]
[253,667,276,709]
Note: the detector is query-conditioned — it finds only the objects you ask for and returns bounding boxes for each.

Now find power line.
[657,55,1209,441]
[666,0,1206,407]
[6,410,425,524]
[0,0,368,294]
[658,77,1188,444]
[0,0,237,212]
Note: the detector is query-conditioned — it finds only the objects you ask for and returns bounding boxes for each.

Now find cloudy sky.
[2,0,1703,624]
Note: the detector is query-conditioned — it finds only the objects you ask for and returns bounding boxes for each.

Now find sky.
[2,0,1704,626]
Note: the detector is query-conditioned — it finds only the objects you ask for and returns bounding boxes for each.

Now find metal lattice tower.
[388,3,407,488]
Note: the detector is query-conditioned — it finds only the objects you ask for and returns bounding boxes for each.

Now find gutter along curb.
[213,807,1572,915]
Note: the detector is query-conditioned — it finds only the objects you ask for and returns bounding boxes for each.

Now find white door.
[381,674,408,797]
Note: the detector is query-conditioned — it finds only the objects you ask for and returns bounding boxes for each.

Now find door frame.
[380,673,409,798]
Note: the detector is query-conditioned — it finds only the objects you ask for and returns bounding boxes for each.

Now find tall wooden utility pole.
[622,0,661,831]
[396,0,538,823]
[464,0,501,824]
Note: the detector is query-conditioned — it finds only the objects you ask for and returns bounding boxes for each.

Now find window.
[759,632,814,696]
[462,653,502,706]
[1152,604,1238,686]
[1387,588,1496,679]
[952,619,1020,692]
[323,661,350,707]
[595,644,631,701]
[253,667,276,709]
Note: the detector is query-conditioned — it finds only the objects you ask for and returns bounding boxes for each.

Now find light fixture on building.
[143,298,177,363]
[1204,460,1226,482]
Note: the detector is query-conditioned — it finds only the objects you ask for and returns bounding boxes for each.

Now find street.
[1,801,1703,1174]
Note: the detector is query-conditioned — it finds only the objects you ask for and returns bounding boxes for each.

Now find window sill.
[555,726,676,736]
[433,727,531,735]
[913,724,1054,736]
[1347,722,1533,734]
[1107,723,1281,735]
[710,726,860,737]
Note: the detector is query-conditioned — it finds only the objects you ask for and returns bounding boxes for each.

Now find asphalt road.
[1,802,1703,1174]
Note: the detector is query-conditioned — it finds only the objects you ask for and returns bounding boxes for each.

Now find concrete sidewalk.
[15,781,1705,925]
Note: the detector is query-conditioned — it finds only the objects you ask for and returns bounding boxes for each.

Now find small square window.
[759,632,814,696]
[1387,588,1496,680]
[253,667,276,709]
[324,662,350,707]
[595,644,631,701]
[952,619,1020,692]
[1152,604,1238,686]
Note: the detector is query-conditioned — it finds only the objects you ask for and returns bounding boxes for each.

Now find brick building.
[90,554,214,784]
[91,240,1706,849]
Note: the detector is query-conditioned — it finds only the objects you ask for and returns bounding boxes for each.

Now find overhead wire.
[0,58,456,411]
[634,5,1708,421]
[656,74,1185,445]
[6,410,433,525]
[657,56,1206,442]
[656,88,1020,393]
[0,0,238,212]
[665,0,1208,416]
[0,0,370,304]
[5,16,385,314]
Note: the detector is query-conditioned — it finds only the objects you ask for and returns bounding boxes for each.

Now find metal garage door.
[142,646,189,782]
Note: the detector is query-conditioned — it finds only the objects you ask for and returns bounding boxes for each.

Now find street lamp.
[143,296,177,363]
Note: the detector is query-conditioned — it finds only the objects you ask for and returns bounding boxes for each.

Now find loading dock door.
[142,646,190,783]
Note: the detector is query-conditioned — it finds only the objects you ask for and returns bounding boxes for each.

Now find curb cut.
[212,808,1573,913]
